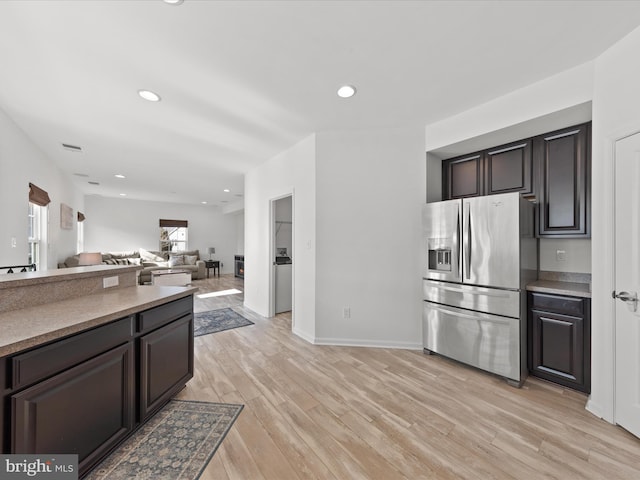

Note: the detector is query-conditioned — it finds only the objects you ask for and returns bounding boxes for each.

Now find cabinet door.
[11,343,134,476]
[443,154,483,199]
[530,309,588,392]
[485,140,533,196]
[139,315,193,420]
[535,123,590,237]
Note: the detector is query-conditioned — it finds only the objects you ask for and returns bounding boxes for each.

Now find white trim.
[292,327,315,344]
[269,190,294,321]
[589,125,640,424]
[312,337,423,350]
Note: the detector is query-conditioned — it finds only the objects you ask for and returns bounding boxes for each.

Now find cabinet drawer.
[11,316,133,390]
[529,292,583,316]
[137,296,193,333]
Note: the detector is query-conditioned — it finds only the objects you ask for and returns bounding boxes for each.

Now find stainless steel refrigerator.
[422,192,537,385]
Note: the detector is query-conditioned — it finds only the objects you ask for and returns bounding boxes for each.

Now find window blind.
[28,182,51,206]
[159,219,188,228]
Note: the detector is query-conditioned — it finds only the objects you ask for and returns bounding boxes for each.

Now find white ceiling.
[1,0,639,207]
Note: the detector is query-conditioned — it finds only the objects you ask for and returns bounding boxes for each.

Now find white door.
[614,132,640,438]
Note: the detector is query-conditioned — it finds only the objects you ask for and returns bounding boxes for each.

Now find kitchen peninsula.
[0,265,196,477]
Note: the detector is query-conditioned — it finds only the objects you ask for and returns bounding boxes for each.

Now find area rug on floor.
[86,400,243,480]
[194,308,254,337]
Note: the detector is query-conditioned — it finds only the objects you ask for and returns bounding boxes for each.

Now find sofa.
[59,248,206,284]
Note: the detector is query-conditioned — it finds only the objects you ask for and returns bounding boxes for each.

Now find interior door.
[614,132,640,438]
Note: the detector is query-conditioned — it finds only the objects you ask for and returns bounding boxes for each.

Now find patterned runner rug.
[194,308,254,337]
[86,400,243,480]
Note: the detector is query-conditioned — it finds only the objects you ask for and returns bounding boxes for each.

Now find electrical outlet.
[343,307,351,319]
[556,250,566,262]
[10,237,16,248]
[103,276,119,288]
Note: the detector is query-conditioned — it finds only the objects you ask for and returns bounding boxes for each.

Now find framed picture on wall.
[60,203,73,230]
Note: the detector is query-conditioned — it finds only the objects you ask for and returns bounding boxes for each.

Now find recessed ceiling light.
[138,90,161,102]
[337,85,357,98]
[163,0,184,4]
[201,201,207,205]
[119,193,127,196]
[223,189,230,193]
[114,174,126,179]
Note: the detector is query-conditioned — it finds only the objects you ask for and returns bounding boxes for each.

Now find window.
[159,219,188,253]
[28,202,48,270]
[77,220,84,254]
[77,211,86,253]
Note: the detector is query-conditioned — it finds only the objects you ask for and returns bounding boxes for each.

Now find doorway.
[270,194,293,317]
[614,132,640,438]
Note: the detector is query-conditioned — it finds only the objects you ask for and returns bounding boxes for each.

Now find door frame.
[268,191,294,321]
[612,129,640,429]
[589,126,640,426]
[585,122,640,424]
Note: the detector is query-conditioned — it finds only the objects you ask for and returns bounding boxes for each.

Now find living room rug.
[86,400,243,480]
[194,308,254,337]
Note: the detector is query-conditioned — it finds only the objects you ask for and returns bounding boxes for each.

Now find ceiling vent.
[88,181,100,185]
[62,143,82,152]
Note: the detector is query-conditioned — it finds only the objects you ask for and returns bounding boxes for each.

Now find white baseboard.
[292,327,315,344]
[312,337,422,350]
[586,398,614,424]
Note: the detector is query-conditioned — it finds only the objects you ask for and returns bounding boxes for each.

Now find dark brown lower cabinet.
[139,314,193,420]
[1,295,194,479]
[528,292,591,393]
[11,343,134,475]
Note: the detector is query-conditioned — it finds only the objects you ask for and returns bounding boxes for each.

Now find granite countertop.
[526,280,591,298]
[526,270,591,298]
[0,285,197,357]
[0,264,141,289]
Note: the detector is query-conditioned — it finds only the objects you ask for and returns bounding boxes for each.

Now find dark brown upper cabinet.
[484,140,533,196]
[442,153,484,199]
[442,139,533,200]
[534,122,590,238]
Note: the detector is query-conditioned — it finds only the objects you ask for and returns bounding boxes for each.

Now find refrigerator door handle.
[463,202,471,279]
[456,206,462,279]
[426,302,511,324]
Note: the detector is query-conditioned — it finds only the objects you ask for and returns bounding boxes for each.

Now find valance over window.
[28,182,51,206]
[159,219,188,228]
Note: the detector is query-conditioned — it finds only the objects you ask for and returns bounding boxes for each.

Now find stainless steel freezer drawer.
[422,279,520,318]
[423,301,520,381]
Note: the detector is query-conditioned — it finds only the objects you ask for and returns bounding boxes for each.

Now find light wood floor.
[177,275,640,479]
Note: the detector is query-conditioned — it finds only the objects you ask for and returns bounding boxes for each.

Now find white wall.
[235,212,244,255]
[84,196,238,273]
[314,127,425,348]
[244,134,316,340]
[0,106,83,269]
[589,24,640,422]
[539,238,592,273]
[426,152,442,203]
[425,62,594,153]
